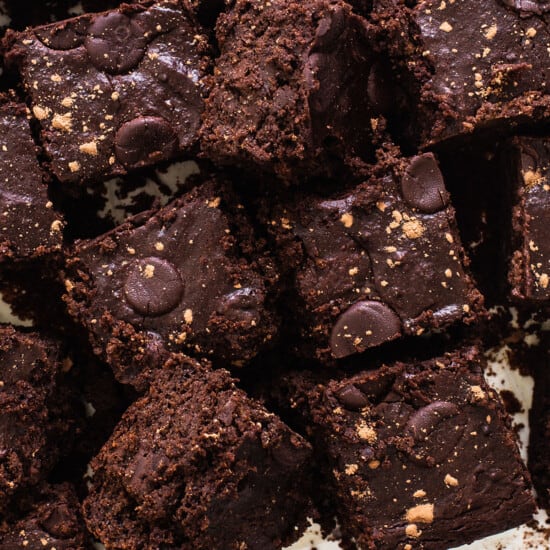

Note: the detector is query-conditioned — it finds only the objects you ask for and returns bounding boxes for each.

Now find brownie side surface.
[83,354,312,550]
[0,482,90,549]
[501,137,550,303]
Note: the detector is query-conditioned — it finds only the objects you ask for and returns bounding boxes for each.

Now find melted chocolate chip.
[330,300,402,359]
[115,117,179,168]
[85,12,148,74]
[123,257,183,317]
[401,154,449,213]
[336,384,369,411]
[218,288,263,323]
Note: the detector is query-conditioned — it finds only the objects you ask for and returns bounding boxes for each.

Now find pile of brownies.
[0,0,549,549]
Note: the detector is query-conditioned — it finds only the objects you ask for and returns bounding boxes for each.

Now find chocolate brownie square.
[4,0,210,184]
[63,178,277,388]
[83,354,312,550]
[0,325,79,514]
[501,137,550,303]
[7,1,123,30]
[267,153,482,360]
[374,0,550,148]
[0,100,63,261]
[201,0,383,182]
[279,346,536,549]
[0,482,89,549]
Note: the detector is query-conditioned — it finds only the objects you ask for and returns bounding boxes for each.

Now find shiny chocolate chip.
[124,257,183,317]
[401,153,449,213]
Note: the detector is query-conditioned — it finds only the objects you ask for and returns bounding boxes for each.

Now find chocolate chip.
[401,153,449,213]
[123,257,183,316]
[218,398,237,427]
[115,117,179,168]
[367,61,394,114]
[404,401,464,466]
[336,384,369,411]
[218,288,263,323]
[35,18,89,50]
[330,300,402,359]
[85,12,147,74]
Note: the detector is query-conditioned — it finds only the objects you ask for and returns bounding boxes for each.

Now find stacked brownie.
[0,1,547,549]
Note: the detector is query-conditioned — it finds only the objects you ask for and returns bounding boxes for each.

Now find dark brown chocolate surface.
[278,346,536,549]
[375,0,550,147]
[502,137,550,303]
[0,100,63,261]
[63,178,277,388]
[83,355,312,550]
[266,153,482,360]
[4,0,210,184]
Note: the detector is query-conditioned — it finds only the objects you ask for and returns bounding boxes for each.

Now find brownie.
[374,0,550,148]
[266,152,483,360]
[63,178,277,388]
[0,325,80,514]
[4,0,210,184]
[500,137,550,304]
[0,100,63,261]
[201,0,385,182]
[83,354,312,550]
[0,482,89,549]
[278,346,536,549]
